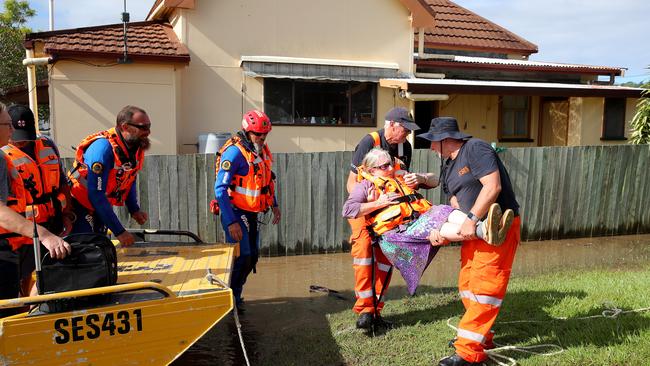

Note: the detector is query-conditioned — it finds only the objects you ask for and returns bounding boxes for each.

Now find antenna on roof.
[48,0,54,31]
[118,0,132,64]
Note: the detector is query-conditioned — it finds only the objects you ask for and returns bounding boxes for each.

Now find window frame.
[601,97,627,141]
[263,78,377,127]
[498,95,533,142]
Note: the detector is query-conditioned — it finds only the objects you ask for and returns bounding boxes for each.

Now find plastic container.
[198,133,231,154]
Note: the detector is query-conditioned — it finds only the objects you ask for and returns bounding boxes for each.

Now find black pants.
[228,210,259,305]
[0,240,40,318]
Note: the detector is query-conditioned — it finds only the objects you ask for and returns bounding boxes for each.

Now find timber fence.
[62,144,650,256]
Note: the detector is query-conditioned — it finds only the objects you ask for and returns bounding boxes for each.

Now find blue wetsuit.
[71,138,140,236]
[214,138,276,305]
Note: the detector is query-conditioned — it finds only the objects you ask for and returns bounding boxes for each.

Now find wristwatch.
[466,212,479,223]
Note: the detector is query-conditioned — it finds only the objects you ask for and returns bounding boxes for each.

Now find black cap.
[7,104,37,141]
[417,116,472,142]
[385,107,419,131]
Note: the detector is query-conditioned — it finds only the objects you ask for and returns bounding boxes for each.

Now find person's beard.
[253,142,263,154]
[126,135,151,151]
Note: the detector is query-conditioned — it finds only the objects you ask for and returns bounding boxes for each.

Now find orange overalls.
[349,132,412,314]
[453,216,521,363]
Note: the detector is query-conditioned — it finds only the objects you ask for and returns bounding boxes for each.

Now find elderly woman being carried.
[342,148,513,294]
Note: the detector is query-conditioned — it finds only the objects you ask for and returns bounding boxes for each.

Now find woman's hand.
[428,229,449,246]
[376,192,400,208]
[367,188,380,202]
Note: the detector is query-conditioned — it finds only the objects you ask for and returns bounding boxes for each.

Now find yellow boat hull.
[0,239,235,365]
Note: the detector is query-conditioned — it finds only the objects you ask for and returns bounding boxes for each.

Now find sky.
[22,0,650,84]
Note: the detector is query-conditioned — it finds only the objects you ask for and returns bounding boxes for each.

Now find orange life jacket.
[357,168,432,236]
[215,134,275,213]
[68,127,144,211]
[0,138,66,250]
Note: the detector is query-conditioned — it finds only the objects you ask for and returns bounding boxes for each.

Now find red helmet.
[242,110,272,134]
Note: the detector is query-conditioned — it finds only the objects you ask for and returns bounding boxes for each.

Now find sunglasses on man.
[126,122,151,131]
[249,131,267,137]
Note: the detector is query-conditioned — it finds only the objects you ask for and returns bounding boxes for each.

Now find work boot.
[373,314,393,329]
[356,313,374,329]
[235,299,246,314]
[494,209,514,245]
[481,203,502,245]
[438,353,484,366]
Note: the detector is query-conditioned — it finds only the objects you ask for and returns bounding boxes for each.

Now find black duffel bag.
[40,233,118,295]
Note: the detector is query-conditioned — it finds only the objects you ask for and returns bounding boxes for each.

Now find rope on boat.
[445,303,650,366]
[207,272,252,366]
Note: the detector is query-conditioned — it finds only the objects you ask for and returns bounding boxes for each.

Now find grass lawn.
[323,264,650,366]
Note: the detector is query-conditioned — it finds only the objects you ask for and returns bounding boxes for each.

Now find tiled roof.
[25,21,190,63]
[417,0,538,55]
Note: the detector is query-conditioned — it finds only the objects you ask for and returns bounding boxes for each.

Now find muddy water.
[173,234,650,365]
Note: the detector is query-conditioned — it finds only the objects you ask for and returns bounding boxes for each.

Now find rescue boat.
[0,230,235,365]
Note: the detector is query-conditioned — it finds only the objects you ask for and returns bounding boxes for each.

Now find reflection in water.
[173,234,650,365]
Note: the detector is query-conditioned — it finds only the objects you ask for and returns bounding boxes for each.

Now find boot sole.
[494,209,514,246]
[485,203,502,245]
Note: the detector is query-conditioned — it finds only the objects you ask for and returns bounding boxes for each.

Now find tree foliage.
[629,83,650,144]
[0,0,34,29]
[0,0,36,97]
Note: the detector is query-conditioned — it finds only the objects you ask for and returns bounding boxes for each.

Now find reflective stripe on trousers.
[349,217,392,314]
[454,216,521,363]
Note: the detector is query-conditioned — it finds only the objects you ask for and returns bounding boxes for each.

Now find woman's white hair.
[361,147,391,170]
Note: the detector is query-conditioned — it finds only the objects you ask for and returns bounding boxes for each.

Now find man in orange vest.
[419,117,521,366]
[0,103,71,317]
[346,107,439,329]
[214,110,281,312]
[68,105,150,246]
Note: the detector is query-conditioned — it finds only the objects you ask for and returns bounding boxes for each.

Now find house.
[399,0,642,148]
[24,0,643,157]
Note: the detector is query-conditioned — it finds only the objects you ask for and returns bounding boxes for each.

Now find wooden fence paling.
[61,145,650,256]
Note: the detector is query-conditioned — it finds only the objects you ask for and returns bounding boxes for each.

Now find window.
[499,95,531,141]
[264,79,376,126]
[602,98,627,140]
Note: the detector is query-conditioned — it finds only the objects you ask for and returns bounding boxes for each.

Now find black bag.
[40,233,118,294]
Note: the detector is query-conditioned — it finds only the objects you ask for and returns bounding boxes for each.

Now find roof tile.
[417,0,538,55]
[26,21,190,62]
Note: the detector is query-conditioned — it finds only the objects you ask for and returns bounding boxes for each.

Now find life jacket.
[68,127,144,211]
[215,132,275,213]
[0,138,67,250]
[357,167,431,236]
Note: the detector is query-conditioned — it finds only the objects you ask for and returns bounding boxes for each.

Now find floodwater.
[173,234,650,365]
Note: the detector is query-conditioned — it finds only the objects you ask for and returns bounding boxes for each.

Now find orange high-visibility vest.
[358,168,431,236]
[68,128,144,211]
[215,135,275,213]
[0,138,66,250]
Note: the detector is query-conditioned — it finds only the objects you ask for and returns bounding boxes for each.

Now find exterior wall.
[175,0,414,153]
[568,97,637,146]
[437,94,540,147]
[625,98,640,139]
[49,60,180,157]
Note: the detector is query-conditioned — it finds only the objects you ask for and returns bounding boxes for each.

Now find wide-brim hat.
[416,116,471,142]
